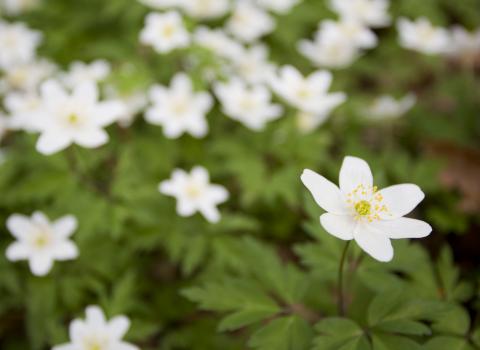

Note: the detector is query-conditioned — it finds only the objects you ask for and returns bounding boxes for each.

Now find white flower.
[110,90,148,128]
[181,0,230,19]
[214,78,282,131]
[5,212,78,276]
[138,0,181,10]
[298,33,360,69]
[231,44,276,85]
[270,65,346,115]
[226,1,275,43]
[397,17,451,55]
[366,93,416,120]
[1,0,41,15]
[4,90,43,132]
[159,166,229,223]
[0,21,42,70]
[329,0,390,28]
[301,156,432,262]
[52,305,138,350]
[448,26,480,59]
[145,73,212,138]
[61,60,111,89]
[0,59,55,92]
[296,110,330,133]
[34,79,126,155]
[317,19,378,50]
[193,26,243,61]
[140,11,190,54]
[257,0,301,14]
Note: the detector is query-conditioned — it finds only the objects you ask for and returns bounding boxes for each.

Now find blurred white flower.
[298,32,360,68]
[448,26,480,60]
[0,0,41,15]
[194,26,243,61]
[270,65,346,115]
[145,73,213,138]
[52,305,138,350]
[301,156,432,262]
[159,166,229,223]
[296,110,330,133]
[231,44,276,85]
[34,79,126,155]
[4,90,43,132]
[181,0,230,19]
[317,19,377,50]
[61,60,111,89]
[329,0,390,28]
[214,78,282,131]
[397,17,450,55]
[138,0,181,9]
[257,0,301,14]
[0,21,42,70]
[0,59,55,93]
[5,212,78,276]
[366,93,416,120]
[227,0,275,43]
[107,89,148,128]
[140,11,190,54]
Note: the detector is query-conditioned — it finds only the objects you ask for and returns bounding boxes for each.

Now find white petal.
[199,204,221,223]
[52,241,79,260]
[339,156,373,194]
[53,215,78,238]
[108,316,130,339]
[94,100,126,126]
[52,344,76,350]
[29,255,54,276]
[378,184,425,219]
[74,81,98,105]
[370,218,432,239]
[6,242,30,261]
[74,128,108,148]
[176,199,197,217]
[6,214,33,239]
[115,343,139,350]
[319,213,355,240]
[353,224,393,262]
[191,166,209,184]
[69,319,87,343]
[207,185,229,204]
[300,169,347,214]
[36,132,72,155]
[32,212,50,226]
[85,306,107,328]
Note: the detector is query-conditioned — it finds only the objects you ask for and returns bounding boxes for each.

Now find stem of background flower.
[337,240,351,316]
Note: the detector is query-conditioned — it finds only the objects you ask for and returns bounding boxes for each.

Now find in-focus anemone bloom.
[0,20,42,69]
[270,65,346,116]
[301,156,432,262]
[52,305,138,350]
[5,212,78,276]
[140,11,190,54]
[329,0,391,28]
[214,78,282,131]
[397,17,450,55]
[145,73,213,138]
[34,79,126,155]
[159,166,229,223]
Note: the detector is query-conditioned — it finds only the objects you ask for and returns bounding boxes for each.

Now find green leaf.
[249,316,313,350]
[312,318,370,350]
[424,336,474,350]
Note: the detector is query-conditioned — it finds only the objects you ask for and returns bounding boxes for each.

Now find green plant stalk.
[338,240,351,316]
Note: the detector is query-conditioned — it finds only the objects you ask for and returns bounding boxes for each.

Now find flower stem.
[337,240,351,316]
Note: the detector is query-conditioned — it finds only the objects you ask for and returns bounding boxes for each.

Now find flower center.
[346,184,389,222]
[186,184,202,198]
[162,24,175,38]
[354,200,371,216]
[31,230,52,249]
[67,113,80,125]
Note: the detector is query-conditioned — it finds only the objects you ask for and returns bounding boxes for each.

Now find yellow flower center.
[68,113,80,125]
[347,184,389,222]
[354,200,371,216]
[31,230,52,249]
[186,184,202,198]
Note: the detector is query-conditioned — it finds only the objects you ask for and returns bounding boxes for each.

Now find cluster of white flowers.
[397,18,480,58]
[299,0,390,69]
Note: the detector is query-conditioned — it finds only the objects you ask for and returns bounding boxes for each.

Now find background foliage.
[0,0,479,349]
